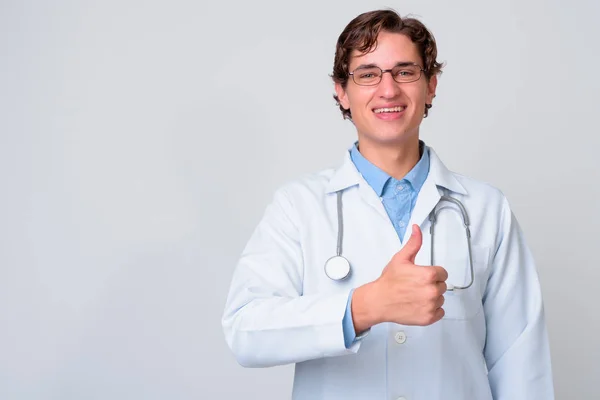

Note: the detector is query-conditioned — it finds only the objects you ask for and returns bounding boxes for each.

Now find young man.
[222,9,554,400]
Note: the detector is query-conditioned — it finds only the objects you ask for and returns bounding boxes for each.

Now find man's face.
[335,31,437,147]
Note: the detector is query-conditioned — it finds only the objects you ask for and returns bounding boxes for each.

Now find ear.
[335,82,350,111]
[426,75,438,104]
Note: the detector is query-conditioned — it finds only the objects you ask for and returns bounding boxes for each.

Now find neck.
[357,136,421,180]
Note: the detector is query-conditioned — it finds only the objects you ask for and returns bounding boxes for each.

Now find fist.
[374,224,449,326]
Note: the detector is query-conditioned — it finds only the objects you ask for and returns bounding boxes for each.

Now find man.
[222,9,554,399]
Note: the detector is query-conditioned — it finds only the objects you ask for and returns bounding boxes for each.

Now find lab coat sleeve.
[483,195,555,399]
[222,187,362,368]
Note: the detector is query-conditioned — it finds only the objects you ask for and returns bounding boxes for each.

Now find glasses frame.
[348,63,426,86]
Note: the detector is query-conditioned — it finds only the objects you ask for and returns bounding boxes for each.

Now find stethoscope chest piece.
[324,255,351,281]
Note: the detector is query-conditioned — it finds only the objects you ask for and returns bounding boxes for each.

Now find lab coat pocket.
[441,245,489,320]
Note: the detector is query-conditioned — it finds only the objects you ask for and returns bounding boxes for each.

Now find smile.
[373,106,407,114]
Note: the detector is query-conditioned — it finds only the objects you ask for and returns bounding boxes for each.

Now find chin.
[362,125,419,145]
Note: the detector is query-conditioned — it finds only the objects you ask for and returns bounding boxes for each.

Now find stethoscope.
[324,190,475,291]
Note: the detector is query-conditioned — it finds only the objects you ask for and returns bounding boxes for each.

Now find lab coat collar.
[325,143,467,196]
[426,147,468,196]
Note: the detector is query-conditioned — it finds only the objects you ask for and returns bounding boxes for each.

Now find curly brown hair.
[332,9,444,120]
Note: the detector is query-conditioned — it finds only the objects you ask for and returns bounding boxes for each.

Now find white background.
[1,0,599,398]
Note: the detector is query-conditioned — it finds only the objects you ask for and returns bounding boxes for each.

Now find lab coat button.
[394,331,407,344]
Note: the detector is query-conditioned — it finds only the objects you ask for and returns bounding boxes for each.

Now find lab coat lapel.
[325,149,390,221]
[357,178,390,221]
[402,147,468,245]
[404,178,440,245]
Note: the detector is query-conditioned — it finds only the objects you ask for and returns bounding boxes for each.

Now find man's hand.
[351,224,448,333]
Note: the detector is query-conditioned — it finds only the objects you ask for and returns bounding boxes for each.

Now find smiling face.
[335,31,437,148]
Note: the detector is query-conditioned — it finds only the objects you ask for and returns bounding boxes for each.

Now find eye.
[396,69,416,77]
[352,68,382,85]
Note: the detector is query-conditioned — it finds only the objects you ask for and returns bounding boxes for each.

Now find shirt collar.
[325,143,467,196]
[349,141,430,196]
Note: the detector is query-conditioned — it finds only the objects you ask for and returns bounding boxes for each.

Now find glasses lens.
[353,67,382,86]
[392,65,421,82]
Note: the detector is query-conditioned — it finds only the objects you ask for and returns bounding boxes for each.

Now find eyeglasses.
[348,63,425,86]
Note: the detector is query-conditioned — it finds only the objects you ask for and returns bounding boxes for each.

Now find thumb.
[396,224,423,263]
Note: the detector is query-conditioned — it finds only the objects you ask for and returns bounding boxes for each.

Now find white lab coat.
[222,145,554,400]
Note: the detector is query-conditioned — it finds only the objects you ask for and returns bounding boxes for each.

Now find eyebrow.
[353,61,417,70]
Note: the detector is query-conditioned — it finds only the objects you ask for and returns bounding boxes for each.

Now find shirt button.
[398,221,405,227]
[394,331,407,344]
[397,185,404,191]
[396,397,407,400]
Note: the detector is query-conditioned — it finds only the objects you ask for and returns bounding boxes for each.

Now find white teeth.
[374,106,406,113]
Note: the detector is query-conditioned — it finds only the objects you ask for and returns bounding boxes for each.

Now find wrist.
[351,281,381,333]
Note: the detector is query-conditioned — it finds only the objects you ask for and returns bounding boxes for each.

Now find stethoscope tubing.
[324,190,475,291]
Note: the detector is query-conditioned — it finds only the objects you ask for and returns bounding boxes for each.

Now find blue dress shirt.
[342,141,430,348]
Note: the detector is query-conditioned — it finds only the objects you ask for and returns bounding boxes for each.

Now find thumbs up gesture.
[351,224,449,333]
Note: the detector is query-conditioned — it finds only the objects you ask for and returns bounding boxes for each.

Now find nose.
[376,70,402,98]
